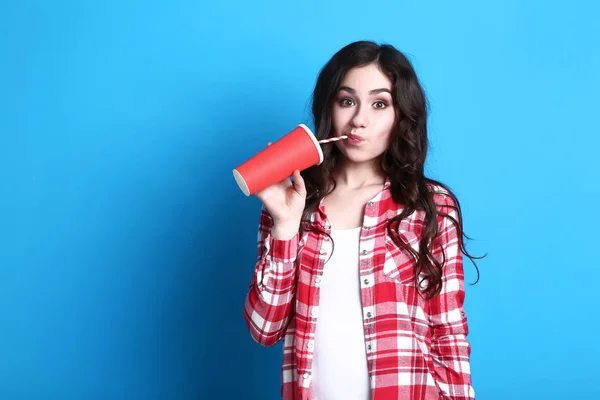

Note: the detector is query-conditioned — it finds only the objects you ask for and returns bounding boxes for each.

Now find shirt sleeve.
[243,205,300,346]
[428,194,475,400]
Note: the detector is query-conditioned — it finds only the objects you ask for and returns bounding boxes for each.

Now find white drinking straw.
[318,136,348,144]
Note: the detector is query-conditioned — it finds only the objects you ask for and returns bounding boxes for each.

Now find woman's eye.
[339,98,355,107]
[373,101,388,109]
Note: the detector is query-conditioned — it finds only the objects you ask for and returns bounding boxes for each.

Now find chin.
[338,147,385,164]
[340,152,381,165]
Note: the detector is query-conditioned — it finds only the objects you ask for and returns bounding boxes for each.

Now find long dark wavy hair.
[300,41,483,299]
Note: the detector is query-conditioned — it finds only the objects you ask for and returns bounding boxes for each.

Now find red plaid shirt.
[244,179,474,399]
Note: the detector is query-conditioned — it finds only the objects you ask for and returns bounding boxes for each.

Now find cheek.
[375,110,396,136]
[383,109,396,127]
[332,108,351,131]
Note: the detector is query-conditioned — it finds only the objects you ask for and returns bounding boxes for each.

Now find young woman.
[243,40,481,400]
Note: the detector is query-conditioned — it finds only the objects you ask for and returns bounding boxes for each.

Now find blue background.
[1,1,598,399]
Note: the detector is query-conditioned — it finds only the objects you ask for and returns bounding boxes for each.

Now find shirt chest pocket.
[383,230,420,286]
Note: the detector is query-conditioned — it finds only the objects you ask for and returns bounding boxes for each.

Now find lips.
[346,133,364,144]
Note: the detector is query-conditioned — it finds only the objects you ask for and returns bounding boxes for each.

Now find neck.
[334,159,386,190]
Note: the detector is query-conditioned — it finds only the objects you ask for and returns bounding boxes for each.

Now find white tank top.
[312,227,370,400]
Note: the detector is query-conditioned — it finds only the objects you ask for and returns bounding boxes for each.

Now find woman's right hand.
[255,143,307,240]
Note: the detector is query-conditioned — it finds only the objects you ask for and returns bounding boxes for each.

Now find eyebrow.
[338,86,392,95]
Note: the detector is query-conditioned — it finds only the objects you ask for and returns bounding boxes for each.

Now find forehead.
[339,63,392,92]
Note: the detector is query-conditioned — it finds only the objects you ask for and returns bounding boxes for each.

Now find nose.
[351,103,368,129]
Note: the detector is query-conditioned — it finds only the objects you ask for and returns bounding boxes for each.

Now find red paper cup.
[233,124,323,196]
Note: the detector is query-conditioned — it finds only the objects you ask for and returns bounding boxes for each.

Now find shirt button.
[303,372,310,379]
[319,249,326,255]
[362,249,368,255]
[363,279,370,285]
[310,309,318,317]
[315,277,322,284]
[366,312,372,318]
[324,224,331,229]
[307,342,313,349]
[367,344,372,351]
[368,201,374,206]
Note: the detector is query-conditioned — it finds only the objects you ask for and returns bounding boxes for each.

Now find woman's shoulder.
[426,180,459,212]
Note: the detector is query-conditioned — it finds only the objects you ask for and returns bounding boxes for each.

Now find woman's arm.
[428,195,475,400]
[243,205,300,346]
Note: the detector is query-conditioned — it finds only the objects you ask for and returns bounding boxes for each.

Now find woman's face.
[332,63,396,165]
